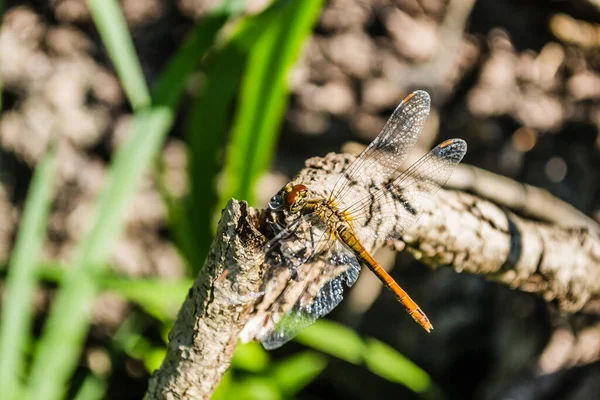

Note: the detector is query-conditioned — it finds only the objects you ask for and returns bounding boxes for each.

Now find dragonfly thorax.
[271,183,350,229]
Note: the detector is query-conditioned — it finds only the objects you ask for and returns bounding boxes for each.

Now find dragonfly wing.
[347,139,467,243]
[260,240,361,350]
[263,212,328,270]
[218,211,323,306]
[328,91,430,210]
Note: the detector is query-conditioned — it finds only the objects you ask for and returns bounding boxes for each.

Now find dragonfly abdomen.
[336,225,434,333]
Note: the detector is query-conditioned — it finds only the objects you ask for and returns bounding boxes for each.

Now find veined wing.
[260,239,361,350]
[346,139,467,243]
[328,91,430,210]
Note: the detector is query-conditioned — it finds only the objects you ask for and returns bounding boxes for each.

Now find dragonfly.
[249,90,467,350]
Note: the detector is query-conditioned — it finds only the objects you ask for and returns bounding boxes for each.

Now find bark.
[447,163,600,234]
[396,188,600,313]
[145,152,600,399]
[144,200,265,399]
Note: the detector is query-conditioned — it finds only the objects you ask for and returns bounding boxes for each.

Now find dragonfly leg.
[265,217,303,251]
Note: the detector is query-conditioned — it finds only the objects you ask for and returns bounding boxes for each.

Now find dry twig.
[144,201,265,400]
[145,152,600,399]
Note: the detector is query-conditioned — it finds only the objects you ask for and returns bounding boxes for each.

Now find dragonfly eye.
[268,194,284,211]
[283,184,308,211]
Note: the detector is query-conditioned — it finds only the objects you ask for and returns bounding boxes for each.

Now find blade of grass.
[22,263,191,323]
[184,7,282,272]
[297,320,440,399]
[220,0,324,207]
[72,375,107,400]
[87,0,150,111]
[270,351,327,396]
[0,146,57,400]
[184,47,244,272]
[364,338,439,399]
[231,342,271,373]
[150,10,233,272]
[26,108,173,400]
[102,277,191,322]
[26,10,230,399]
[296,319,366,364]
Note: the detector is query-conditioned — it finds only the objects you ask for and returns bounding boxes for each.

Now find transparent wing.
[263,212,328,271]
[346,139,467,243]
[328,91,430,210]
[260,240,361,350]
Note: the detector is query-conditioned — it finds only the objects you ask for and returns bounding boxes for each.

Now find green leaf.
[26,108,174,400]
[150,12,231,109]
[0,147,57,400]
[271,351,327,396]
[183,4,295,272]
[25,9,229,399]
[72,375,107,400]
[298,320,439,398]
[211,370,234,400]
[235,377,282,400]
[232,341,271,372]
[364,338,434,396]
[144,347,167,373]
[103,277,191,322]
[184,43,247,273]
[220,0,324,207]
[88,0,151,111]
[33,263,190,323]
[296,319,366,364]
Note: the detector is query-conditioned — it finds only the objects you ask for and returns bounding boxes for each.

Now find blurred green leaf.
[26,7,229,399]
[232,341,271,372]
[110,312,167,373]
[144,347,167,373]
[184,3,300,272]
[150,11,230,108]
[35,261,189,323]
[364,338,435,397]
[0,146,57,400]
[72,375,107,400]
[211,370,234,400]
[298,319,439,398]
[235,377,282,400]
[103,277,191,322]
[296,319,366,364]
[88,0,150,111]
[221,0,324,207]
[184,45,246,273]
[26,108,175,400]
[271,351,327,396]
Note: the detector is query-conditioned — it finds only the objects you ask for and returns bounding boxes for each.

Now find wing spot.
[439,139,454,148]
[403,92,416,103]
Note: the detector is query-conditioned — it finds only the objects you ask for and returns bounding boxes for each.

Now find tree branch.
[145,200,265,400]
[447,163,600,234]
[146,152,600,399]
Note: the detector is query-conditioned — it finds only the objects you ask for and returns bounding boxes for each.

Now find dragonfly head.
[270,183,308,213]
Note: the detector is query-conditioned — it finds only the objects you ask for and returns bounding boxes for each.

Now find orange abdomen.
[337,227,433,332]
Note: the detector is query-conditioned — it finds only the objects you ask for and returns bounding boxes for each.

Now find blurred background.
[0,0,599,399]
